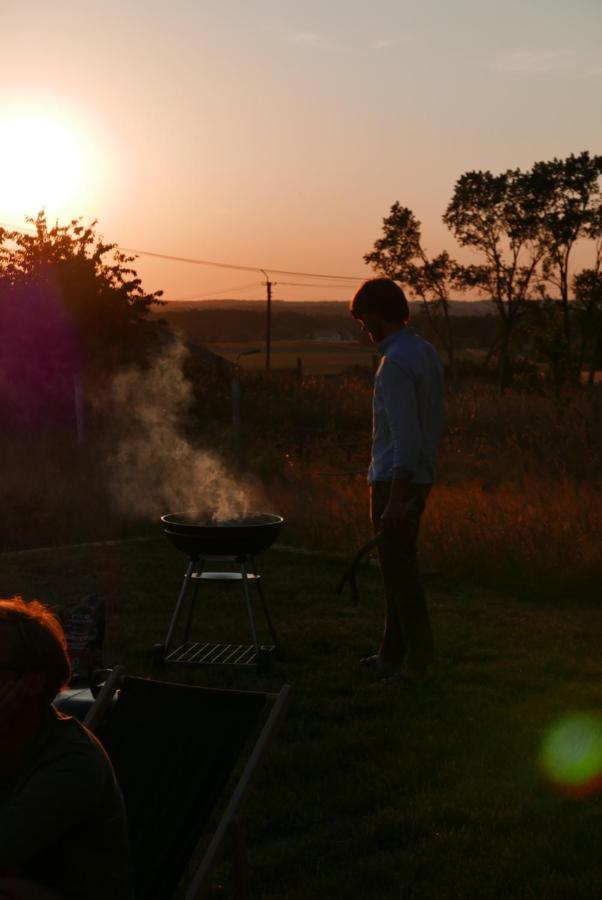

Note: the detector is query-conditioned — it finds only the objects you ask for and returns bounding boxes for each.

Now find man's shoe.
[359,654,402,676]
[378,668,431,687]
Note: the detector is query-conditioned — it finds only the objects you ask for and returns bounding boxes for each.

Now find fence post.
[231,375,242,470]
[73,375,85,444]
[596,382,602,462]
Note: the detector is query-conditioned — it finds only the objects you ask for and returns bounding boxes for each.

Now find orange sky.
[1,0,601,302]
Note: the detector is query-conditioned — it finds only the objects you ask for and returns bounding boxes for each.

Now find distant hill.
[153,304,362,343]
[151,298,499,346]
[153,298,497,316]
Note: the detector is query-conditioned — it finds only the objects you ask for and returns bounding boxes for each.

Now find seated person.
[0,596,133,900]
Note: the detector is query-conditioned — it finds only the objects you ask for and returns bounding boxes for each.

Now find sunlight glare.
[0,116,85,219]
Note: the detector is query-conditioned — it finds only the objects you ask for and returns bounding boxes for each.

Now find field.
[211,338,601,382]
[2,352,601,589]
[3,539,602,898]
[209,340,378,375]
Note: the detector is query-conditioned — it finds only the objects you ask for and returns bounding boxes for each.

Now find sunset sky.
[1,0,601,302]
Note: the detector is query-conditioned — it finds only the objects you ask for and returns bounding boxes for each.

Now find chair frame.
[83,667,291,900]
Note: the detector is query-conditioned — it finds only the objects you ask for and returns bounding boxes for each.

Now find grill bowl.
[161,512,283,559]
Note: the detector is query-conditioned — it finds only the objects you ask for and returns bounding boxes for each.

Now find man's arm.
[379,360,421,528]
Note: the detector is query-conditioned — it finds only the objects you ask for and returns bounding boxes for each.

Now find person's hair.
[350,278,409,324]
[0,596,71,703]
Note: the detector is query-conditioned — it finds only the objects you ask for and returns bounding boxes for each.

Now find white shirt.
[368,326,444,485]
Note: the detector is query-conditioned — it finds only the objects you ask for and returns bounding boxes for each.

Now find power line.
[0,220,36,232]
[1,219,367,283]
[118,246,265,275]
[167,280,356,301]
[166,280,263,302]
[118,245,366,282]
[276,281,356,289]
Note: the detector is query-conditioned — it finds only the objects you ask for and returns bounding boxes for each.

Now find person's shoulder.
[385,330,434,364]
[11,710,117,815]
[410,333,443,367]
[45,709,113,782]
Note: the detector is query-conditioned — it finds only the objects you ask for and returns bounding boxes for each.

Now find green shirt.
[0,707,134,900]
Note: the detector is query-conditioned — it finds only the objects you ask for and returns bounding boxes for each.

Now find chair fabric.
[95,677,268,900]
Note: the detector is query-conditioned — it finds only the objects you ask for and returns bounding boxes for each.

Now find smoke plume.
[99,340,261,521]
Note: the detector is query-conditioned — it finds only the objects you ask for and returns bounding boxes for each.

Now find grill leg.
[182,558,204,643]
[164,559,196,651]
[249,555,279,651]
[240,557,260,661]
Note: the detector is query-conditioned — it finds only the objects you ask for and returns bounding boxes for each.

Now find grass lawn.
[3,538,602,898]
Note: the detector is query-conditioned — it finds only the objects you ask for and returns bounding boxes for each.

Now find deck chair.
[82,668,291,900]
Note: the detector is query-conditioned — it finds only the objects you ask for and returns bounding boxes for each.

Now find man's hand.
[379,479,413,531]
[380,497,412,531]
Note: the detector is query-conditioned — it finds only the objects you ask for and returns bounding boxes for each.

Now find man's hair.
[0,596,71,703]
[350,278,409,324]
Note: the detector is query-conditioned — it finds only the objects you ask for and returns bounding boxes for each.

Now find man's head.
[0,596,71,708]
[350,278,409,343]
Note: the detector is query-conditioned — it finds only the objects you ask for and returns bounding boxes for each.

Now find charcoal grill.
[155,512,283,672]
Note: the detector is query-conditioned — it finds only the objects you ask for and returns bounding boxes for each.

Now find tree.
[364,203,460,380]
[0,211,168,430]
[0,211,167,369]
[443,168,545,390]
[529,152,602,376]
[573,267,602,386]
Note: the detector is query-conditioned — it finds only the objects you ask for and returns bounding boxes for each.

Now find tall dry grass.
[2,374,600,596]
[0,431,129,550]
[423,478,601,585]
[269,382,602,594]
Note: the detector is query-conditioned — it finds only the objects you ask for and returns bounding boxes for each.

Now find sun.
[0,115,86,220]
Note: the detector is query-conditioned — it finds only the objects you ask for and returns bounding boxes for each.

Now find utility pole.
[262,270,273,370]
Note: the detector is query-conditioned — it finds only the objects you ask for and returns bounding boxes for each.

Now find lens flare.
[539,712,602,797]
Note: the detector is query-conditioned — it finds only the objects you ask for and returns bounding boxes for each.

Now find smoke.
[99,340,261,522]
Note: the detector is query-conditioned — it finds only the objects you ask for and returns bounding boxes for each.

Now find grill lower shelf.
[164,641,274,667]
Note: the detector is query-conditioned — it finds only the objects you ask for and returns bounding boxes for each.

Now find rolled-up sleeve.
[379,359,421,481]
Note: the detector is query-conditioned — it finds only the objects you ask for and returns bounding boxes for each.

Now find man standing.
[350,278,444,682]
[0,596,133,900]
